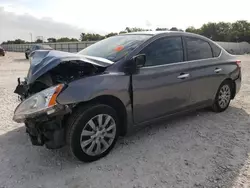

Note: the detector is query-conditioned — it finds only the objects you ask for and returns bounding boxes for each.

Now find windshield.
[78,34,151,62]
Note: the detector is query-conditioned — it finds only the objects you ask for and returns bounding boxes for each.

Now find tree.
[105,32,118,38]
[80,33,105,41]
[35,39,43,43]
[47,38,56,43]
[70,38,78,42]
[119,31,127,34]
[215,22,232,42]
[58,37,78,42]
[231,20,250,43]
[156,28,168,31]
[1,39,26,44]
[185,26,200,34]
[170,27,179,31]
[124,27,151,33]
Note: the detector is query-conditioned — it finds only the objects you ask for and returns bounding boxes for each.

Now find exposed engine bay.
[14,60,105,100]
[13,60,106,149]
[13,50,113,150]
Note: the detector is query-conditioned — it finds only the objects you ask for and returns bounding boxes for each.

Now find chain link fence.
[2,41,250,55]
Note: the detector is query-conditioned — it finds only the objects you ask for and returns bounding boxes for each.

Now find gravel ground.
[0,52,250,188]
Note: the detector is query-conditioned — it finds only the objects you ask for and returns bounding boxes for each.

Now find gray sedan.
[13,31,241,162]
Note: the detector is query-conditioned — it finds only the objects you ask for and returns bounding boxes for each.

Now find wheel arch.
[70,95,128,136]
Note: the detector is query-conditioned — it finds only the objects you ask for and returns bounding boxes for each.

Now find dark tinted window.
[141,37,184,66]
[78,35,151,62]
[186,37,213,60]
[210,42,221,57]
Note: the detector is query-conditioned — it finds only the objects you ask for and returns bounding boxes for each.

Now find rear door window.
[186,37,213,61]
[141,37,184,66]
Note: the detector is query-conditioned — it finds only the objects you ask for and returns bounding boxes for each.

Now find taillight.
[236,60,241,68]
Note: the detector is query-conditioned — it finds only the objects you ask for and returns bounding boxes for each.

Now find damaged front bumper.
[13,77,71,149]
[17,104,71,149]
[25,117,66,149]
[14,77,29,101]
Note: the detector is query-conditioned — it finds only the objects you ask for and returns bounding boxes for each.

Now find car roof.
[122,31,181,36]
[121,31,213,42]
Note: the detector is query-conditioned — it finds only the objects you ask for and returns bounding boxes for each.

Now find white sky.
[0,0,250,42]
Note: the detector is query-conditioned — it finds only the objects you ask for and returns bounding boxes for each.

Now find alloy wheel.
[80,114,116,156]
[218,84,231,109]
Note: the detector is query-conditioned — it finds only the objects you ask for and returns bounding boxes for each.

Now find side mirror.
[132,54,146,68]
[124,54,146,74]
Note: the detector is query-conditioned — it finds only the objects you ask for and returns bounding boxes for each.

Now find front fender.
[56,73,130,107]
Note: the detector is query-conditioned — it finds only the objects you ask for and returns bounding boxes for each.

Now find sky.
[0,0,250,42]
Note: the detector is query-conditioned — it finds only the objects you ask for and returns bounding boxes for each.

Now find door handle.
[177,73,190,79]
[214,68,222,73]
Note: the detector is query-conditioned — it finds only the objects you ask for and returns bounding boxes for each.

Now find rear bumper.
[234,73,241,96]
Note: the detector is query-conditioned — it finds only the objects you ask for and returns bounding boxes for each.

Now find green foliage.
[80,33,105,41]
[186,20,250,42]
[156,28,168,31]
[125,27,152,33]
[119,31,127,34]
[1,39,26,44]
[170,27,178,31]
[47,38,56,42]
[2,21,250,45]
[105,32,118,38]
[35,39,43,43]
[56,37,78,42]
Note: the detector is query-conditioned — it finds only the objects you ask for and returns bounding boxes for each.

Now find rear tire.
[212,80,232,112]
[66,104,120,162]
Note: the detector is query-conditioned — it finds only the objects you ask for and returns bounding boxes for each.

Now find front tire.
[66,104,120,162]
[212,80,232,112]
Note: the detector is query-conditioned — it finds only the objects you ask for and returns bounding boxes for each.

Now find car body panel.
[187,52,240,105]
[57,72,130,106]
[25,44,53,58]
[56,72,134,132]
[26,50,114,84]
[132,62,192,124]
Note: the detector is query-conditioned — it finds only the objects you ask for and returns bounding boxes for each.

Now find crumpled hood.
[26,50,114,84]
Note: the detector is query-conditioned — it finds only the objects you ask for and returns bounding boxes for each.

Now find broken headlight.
[13,84,64,123]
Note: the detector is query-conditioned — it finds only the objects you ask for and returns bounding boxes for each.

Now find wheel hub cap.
[80,114,116,156]
[218,85,231,109]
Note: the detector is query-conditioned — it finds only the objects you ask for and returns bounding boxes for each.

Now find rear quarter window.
[210,42,222,57]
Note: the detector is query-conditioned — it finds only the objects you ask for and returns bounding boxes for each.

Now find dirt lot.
[0,52,250,188]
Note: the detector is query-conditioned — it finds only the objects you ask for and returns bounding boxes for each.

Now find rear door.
[132,36,192,124]
[184,37,223,105]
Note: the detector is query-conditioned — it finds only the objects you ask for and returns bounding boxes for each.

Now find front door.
[132,36,192,124]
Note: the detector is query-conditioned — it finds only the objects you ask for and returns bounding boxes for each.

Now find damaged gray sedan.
[13,31,241,162]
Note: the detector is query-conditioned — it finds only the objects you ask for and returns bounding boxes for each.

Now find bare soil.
[0,52,250,188]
